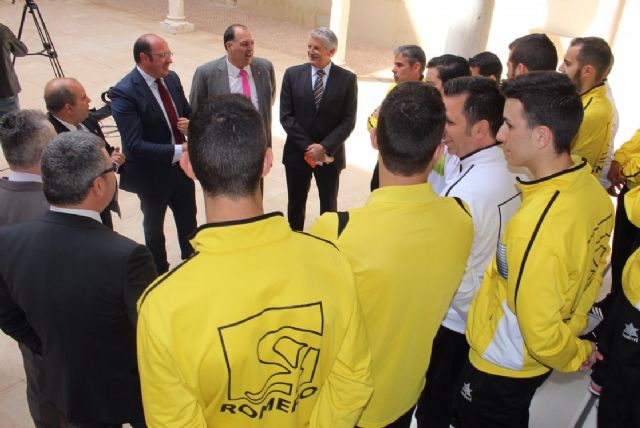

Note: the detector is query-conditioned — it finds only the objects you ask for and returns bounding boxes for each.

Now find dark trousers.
[416,326,469,428]
[453,359,550,428]
[138,165,196,274]
[596,294,640,428]
[18,343,64,428]
[64,421,145,428]
[285,163,340,231]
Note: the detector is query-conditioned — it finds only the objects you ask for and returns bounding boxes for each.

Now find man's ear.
[473,119,490,140]
[534,125,553,150]
[179,151,197,181]
[262,147,273,178]
[516,63,528,76]
[371,128,378,150]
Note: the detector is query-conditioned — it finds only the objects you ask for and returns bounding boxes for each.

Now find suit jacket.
[189,56,276,145]
[0,211,157,423]
[48,113,120,219]
[280,62,357,171]
[0,178,48,226]
[110,68,192,194]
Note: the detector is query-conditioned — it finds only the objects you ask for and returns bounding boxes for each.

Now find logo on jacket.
[219,302,323,419]
[497,242,508,279]
[461,383,473,402]
[623,322,639,343]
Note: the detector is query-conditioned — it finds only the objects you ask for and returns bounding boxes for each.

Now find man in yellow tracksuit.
[559,36,614,177]
[597,185,640,428]
[136,94,373,428]
[312,81,473,428]
[455,71,614,428]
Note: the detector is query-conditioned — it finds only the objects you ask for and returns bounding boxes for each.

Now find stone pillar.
[160,0,194,34]
[329,0,351,65]
[444,0,495,58]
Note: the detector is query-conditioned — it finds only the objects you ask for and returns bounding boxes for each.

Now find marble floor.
[0,0,609,426]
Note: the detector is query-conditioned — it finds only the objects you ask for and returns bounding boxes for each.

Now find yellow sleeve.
[613,128,640,166]
[571,98,612,174]
[309,212,340,243]
[137,309,207,428]
[622,157,640,186]
[508,241,593,372]
[310,277,373,427]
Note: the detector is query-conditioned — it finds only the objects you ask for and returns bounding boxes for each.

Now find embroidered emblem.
[461,383,473,402]
[623,322,639,343]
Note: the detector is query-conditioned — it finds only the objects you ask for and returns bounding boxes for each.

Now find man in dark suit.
[189,24,276,146]
[44,77,124,229]
[280,27,357,230]
[0,131,157,427]
[111,33,197,274]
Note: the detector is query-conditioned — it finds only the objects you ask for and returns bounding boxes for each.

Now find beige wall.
[238,0,331,28]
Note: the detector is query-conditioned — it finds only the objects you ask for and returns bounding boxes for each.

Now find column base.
[159,19,195,34]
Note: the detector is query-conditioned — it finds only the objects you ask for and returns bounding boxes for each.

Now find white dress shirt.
[226,58,259,110]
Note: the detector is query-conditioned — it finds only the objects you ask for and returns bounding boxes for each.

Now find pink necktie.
[239,69,251,99]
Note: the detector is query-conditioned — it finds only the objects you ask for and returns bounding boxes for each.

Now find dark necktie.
[313,69,325,109]
[155,78,184,143]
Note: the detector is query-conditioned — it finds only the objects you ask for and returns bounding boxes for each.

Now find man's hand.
[580,341,603,372]
[177,117,189,136]
[181,142,188,153]
[306,143,325,163]
[606,160,625,196]
[111,147,125,166]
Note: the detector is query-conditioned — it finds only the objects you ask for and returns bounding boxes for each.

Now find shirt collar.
[367,183,438,205]
[8,171,43,183]
[226,57,252,78]
[50,206,102,223]
[137,65,158,87]
[311,62,332,77]
[51,114,80,132]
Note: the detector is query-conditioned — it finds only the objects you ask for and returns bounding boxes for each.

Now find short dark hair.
[469,51,503,81]
[570,37,613,82]
[509,33,558,72]
[501,71,583,154]
[44,78,77,113]
[377,81,445,175]
[133,34,153,63]
[188,94,266,197]
[444,76,504,138]
[42,131,107,205]
[427,54,471,84]
[394,45,426,78]
[0,110,51,168]
[223,24,248,50]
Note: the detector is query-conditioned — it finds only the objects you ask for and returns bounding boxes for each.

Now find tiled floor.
[0,1,608,427]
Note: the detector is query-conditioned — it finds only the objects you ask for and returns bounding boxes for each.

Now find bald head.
[44,77,91,125]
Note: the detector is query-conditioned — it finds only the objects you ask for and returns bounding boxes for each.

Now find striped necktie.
[313,69,325,109]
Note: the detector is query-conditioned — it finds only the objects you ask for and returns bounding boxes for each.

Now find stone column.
[160,0,195,34]
[329,0,351,65]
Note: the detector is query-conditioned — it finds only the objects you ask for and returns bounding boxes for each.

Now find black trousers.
[609,185,640,299]
[415,325,469,428]
[138,165,196,274]
[453,359,550,428]
[596,294,640,428]
[285,163,340,231]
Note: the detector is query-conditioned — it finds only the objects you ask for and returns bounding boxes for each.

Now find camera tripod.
[13,0,64,77]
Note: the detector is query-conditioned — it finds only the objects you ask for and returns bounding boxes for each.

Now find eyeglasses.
[150,51,173,59]
[97,163,119,177]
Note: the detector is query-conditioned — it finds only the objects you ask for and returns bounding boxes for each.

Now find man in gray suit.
[0,110,52,225]
[0,109,61,428]
[189,24,276,145]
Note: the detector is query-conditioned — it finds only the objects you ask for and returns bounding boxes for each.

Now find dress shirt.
[226,58,259,110]
[136,66,182,163]
[51,114,85,132]
[49,206,102,223]
[8,171,42,183]
[311,62,332,91]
